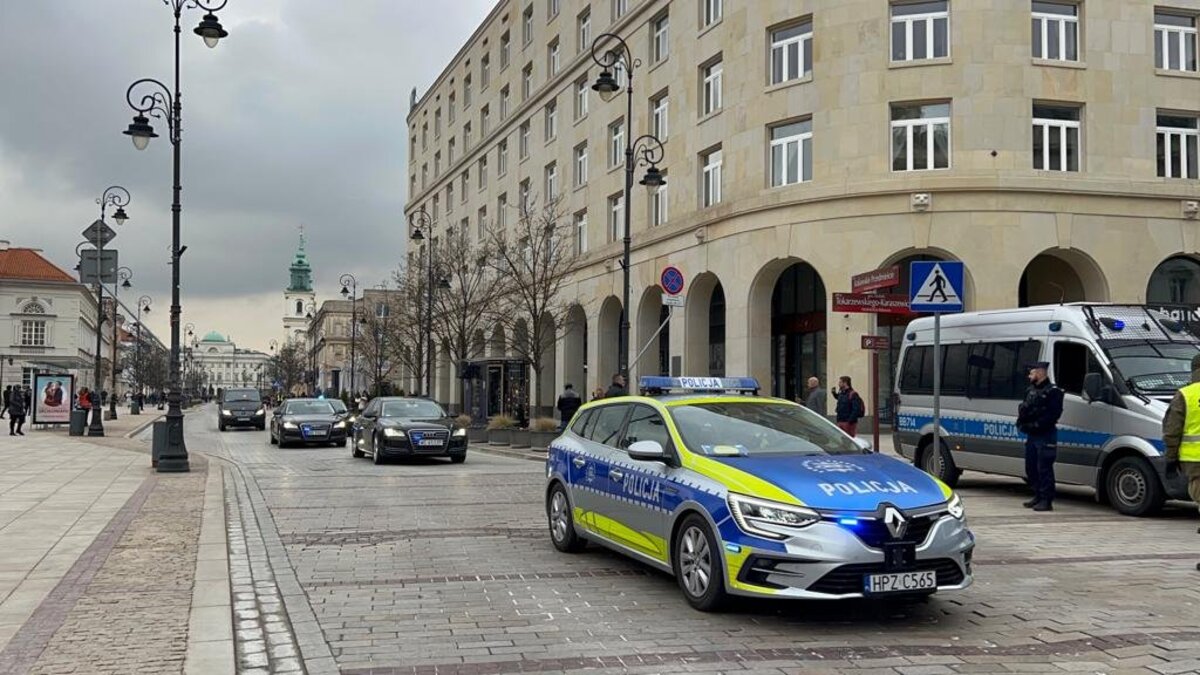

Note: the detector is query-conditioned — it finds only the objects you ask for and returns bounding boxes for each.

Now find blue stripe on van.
[895,414,1165,454]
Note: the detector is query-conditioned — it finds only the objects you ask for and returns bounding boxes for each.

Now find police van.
[893,304,1196,516]
[546,376,974,611]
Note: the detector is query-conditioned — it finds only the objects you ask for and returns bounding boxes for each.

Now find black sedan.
[352,397,467,464]
[269,398,348,448]
[218,388,266,431]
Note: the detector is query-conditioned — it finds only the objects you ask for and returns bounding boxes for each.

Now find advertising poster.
[32,373,74,425]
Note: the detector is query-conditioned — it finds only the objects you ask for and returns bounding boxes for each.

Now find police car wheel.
[547,484,585,552]
[920,440,960,488]
[673,515,727,611]
[1106,456,1165,517]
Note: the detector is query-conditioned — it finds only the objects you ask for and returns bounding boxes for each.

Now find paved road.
[189,408,1200,674]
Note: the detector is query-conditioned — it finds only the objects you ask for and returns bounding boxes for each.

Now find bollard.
[69,409,88,436]
[151,420,167,467]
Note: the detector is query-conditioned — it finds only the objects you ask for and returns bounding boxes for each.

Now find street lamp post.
[590,34,667,381]
[304,302,317,394]
[121,0,228,472]
[409,208,434,398]
[183,323,195,402]
[135,296,152,413]
[106,267,133,420]
[339,273,358,397]
[88,186,131,437]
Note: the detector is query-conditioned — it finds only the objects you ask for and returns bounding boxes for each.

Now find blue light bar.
[638,376,761,394]
[838,518,860,527]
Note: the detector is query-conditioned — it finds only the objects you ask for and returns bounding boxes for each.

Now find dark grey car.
[352,397,467,464]
[269,398,348,448]
[219,388,265,431]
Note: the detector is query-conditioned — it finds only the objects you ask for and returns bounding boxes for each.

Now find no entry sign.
[661,266,685,296]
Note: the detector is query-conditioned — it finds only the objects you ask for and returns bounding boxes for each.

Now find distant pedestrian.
[834,376,865,437]
[78,387,91,411]
[22,387,31,411]
[803,377,826,417]
[605,373,628,399]
[556,384,582,430]
[591,385,606,402]
[1016,362,1063,512]
[7,392,26,435]
[1,385,9,419]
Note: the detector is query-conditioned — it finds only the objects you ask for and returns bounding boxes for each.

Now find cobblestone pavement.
[199,414,1200,675]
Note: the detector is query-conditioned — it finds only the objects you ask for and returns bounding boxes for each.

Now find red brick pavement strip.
[338,630,1200,674]
[0,473,159,674]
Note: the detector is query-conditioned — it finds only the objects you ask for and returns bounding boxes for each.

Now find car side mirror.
[854,438,875,453]
[272,408,282,416]
[627,440,666,462]
[1082,373,1103,403]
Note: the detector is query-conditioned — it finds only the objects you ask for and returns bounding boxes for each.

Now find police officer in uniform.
[1160,352,1200,570]
[1016,361,1064,512]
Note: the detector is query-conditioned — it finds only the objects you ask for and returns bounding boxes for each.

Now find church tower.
[283,226,316,343]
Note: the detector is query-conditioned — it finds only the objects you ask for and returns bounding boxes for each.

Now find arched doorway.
[597,297,623,390]
[1018,249,1108,307]
[562,305,587,397]
[1147,256,1200,312]
[635,287,668,379]
[766,262,826,400]
[684,273,724,376]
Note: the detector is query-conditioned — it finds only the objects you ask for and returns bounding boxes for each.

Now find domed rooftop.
[200,331,226,343]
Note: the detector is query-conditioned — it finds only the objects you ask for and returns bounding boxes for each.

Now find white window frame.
[434,109,442,137]
[500,32,511,69]
[701,148,722,207]
[448,137,456,163]
[652,14,670,62]
[613,0,628,22]
[447,183,454,212]
[609,119,625,167]
[770,21,813,84]
[500,86,510,119]
[523,6,535,45]
[522,64,534,100]
[890,105,951,172]
[549,0,560,19]
[548,39,561,75]
[481,53,491,88]
[574,143,589,186]
[651,176,668,226]
[480,105,490,135]
[460,172,469,201]
[1032,106,1081,172]
[1155,13,1199,72]
[770,120,813,187]
[608,193,625,241]
[652,93,669,139]
[890,2,950,62]
[545,99,558,140]
[1157,114,1199,179]
[464,75,472,106]
[574,210,588,253]
[478,156,488,189]
[520,179,532,214]
[477,207,488,240]
[498,139,509,175]
[20,319,47,347]
[1031,2,1079,62]
[702,0,723,28]
[702,59,723,115]
[520,121,531,158]
[448,92,456,122]
[578,9,591,53]
[575,78,590,119]
[497,195,508,228]
[545,162,559,200]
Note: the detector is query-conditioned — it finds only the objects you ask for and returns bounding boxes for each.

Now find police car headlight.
[453,427,467,437]
[946,494,965,520]
[728,493,819,540]
[382,427,406,438]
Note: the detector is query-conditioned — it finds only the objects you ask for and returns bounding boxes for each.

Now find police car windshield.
[380,400,445,419]
[1107,343,1200,392]
[669,402,863,457]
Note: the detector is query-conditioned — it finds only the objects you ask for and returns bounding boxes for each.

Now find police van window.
[586,404,629,447]
[1054,341,1103,396]
[941,345,969,395]
[569,409,593,436]
[899,346,930,393]
[620,405,671,451]
[967,341,1042,399]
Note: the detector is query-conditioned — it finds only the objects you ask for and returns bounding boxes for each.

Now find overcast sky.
[0,0,494,352]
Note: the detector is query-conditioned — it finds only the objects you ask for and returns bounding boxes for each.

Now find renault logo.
[882,505,909,539]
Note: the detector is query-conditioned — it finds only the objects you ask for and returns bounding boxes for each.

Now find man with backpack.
[834,376,865,437]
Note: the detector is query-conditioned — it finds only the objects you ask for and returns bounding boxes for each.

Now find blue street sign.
[909,261,965,313]
[660,266,685,296]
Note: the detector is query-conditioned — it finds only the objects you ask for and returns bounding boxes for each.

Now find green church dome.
[200,331,226,342]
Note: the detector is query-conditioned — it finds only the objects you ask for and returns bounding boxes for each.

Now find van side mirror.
[1082,373,1103,403]
[627,440,666,462]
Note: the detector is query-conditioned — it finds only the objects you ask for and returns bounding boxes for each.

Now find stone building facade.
[404,0,1200,422]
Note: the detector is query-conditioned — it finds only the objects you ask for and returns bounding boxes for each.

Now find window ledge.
[888,56,953,70]
[698,19,723,38]
[574,182,587,193]
[607,163,623,176]
[765,74,814,94]
[648,57,669,75]
[698,108,723,125]
[573,114,589,127]
[544,135,557,146]
[1032,57,1086,70]
[1156,68,1200,79]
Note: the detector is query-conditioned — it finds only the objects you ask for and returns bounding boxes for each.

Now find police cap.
[1024,361,1050,371]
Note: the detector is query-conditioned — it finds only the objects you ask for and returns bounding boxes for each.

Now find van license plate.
[864,570,936,594]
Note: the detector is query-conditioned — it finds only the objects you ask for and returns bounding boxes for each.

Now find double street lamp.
[339,273,359,397]
[590,33,667,381]
[121,0,228,472]
[87,186,131,437]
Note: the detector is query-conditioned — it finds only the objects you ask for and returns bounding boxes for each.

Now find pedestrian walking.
[7,392,26,435]
[1,385,9,419]
[555,384,582,430]
[1160,352,1200,570]
[833,376,865,436]
[1016,361,1063,512]
[605,373,628,398]
[803,377,826,417]
[78,387,91,411]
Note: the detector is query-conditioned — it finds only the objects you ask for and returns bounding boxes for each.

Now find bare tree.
[388,266,435,395]
[484,195,581,418]
[357,287,406,396]
[122,331,169,395]
[267,342,307,395]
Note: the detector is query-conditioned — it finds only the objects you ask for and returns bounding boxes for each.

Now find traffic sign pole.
[933,313,941,459]
[909,260,965,465]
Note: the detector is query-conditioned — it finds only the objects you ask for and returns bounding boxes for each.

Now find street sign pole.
[933,313,941,458]
[909,260,965,465]
[871,349,880,452]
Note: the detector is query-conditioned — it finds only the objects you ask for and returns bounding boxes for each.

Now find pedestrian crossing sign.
[909,261,964,313]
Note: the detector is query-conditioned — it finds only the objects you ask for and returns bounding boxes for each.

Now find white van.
[892,304,1195,516]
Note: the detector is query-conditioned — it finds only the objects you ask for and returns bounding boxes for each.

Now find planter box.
[487,428,511,445]
[468,427,488,443]
[529,430,558,449]
[509,429,531,449]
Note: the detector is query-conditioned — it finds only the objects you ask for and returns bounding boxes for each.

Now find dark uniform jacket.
[1017,379,1064,436]
[556,390,582,421]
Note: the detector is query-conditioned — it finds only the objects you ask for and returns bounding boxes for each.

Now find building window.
[701,58,723,115]
[522,63,534,100]
[651,175,668,226]
[545,162,559,200]
[410,174,416,194]
[651,13,670,63]
[421,163,428,188]
[574,142,588,186]
[770,118,813,186]
[497,194,508,228]
[500,31,511,69]
[1156,11,1198,72]
[21,319,46,346]
[481,53,491,88]
[548,38,561,76]
[701,147,722,207]
[891,102,951,171]
[464,75,472,106]
[1031,1,1079,61]
[446,183,454,213]
[549,0,560,20]
[500,86,510,119]
[520,179,532,214]
[1032,104,1081,172]
[574,210,588,253]
[448,92,456,122]
[1157,113,1199,179]
[651,92,668,139]
[478,155,489,189]
[480,105,490,135]
[434,151,442,176]
[520,120,531,158]
[421,122,428,148]
[523,5,535,45]
[477,207,488,240]
[612,0,628,22]
[770,20,813,85]
[575,77,590,119]
[702,0,722,28]
[460,171,469,201]
[608,193,624,241]
[448,137,456,163]
[498,139,509,175]
[609,118,625,167]
[434,109,442,137]
[578,8,591,53]
[891,1,950,62]
[432,195,440,220]
[544,98,558,140]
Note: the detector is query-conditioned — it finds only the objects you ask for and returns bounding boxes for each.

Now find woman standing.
[7,392,26,435]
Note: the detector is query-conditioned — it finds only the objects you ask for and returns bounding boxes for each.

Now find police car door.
[1051,339,1113,485]
[605,404,675,563]
[573,404,630,538]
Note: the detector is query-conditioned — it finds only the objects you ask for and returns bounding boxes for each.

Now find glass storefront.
[770,263,826,400]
